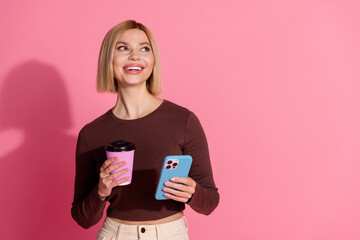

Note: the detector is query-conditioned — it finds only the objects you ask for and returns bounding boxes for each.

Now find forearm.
[187,183,219,215]
[71,185,107,229]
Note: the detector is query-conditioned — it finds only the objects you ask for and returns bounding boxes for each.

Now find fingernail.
[171,177,175,181]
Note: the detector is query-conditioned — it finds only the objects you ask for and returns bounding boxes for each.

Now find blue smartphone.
[155,155,193,200]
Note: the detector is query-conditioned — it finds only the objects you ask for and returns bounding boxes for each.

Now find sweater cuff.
[91,185,108,205]
[186,183,219,215]
[187,183,204,211]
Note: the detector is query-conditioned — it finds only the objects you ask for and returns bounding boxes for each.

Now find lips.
[123,64,144,74]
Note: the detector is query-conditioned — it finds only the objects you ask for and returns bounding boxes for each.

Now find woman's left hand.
[163,177,196,203]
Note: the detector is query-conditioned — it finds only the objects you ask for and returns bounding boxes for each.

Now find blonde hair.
[97,20,162,95]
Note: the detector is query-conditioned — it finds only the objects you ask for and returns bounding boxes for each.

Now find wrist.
[97,191,109,201]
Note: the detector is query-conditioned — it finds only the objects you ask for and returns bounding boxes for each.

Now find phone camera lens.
[166,165,171,169]
[172,163,178,167]
[167,160,173,165]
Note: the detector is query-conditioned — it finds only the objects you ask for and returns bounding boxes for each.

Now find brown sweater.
[71,100,219,229]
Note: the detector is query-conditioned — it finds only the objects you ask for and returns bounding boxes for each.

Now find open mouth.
[125,66,143,71]
[123,64,144,73]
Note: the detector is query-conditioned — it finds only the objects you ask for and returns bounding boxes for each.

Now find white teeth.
[125,67,142,71]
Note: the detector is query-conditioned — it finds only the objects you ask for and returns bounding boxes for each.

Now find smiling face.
[113,28,155,90]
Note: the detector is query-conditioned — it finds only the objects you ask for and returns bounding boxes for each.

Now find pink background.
[1,0,360,239]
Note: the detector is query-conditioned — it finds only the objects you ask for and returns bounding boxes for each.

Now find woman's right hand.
[98,157,128,198]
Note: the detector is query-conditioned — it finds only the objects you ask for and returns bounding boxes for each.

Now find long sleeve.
[183,112,220,215]
[71,127,107,229]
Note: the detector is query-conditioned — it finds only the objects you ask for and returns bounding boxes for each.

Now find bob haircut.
[97,20,162,95]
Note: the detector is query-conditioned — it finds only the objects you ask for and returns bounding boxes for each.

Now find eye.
[140,46,151,52]
[117,45,128,51]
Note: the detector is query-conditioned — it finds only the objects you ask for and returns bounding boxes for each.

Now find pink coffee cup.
[105,140,135,186]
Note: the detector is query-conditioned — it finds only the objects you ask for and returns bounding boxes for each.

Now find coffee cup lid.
[105,140,135,152]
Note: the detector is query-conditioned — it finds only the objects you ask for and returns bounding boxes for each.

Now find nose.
[128,51,140,61]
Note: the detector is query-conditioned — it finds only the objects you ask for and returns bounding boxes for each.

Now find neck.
[113,84,162,120]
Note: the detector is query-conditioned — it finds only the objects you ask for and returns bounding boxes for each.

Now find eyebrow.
[115,41,151,46]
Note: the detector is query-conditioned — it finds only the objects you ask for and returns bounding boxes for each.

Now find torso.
[78,101,197,221]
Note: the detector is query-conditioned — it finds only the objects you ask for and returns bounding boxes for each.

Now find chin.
[117,80,147,88]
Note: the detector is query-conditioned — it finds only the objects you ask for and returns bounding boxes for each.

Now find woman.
[71,20,219,240]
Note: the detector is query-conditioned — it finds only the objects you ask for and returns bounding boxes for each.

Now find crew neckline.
[109,99,167,122]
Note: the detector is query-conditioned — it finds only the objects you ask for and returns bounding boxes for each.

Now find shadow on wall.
[0,60,81,239]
